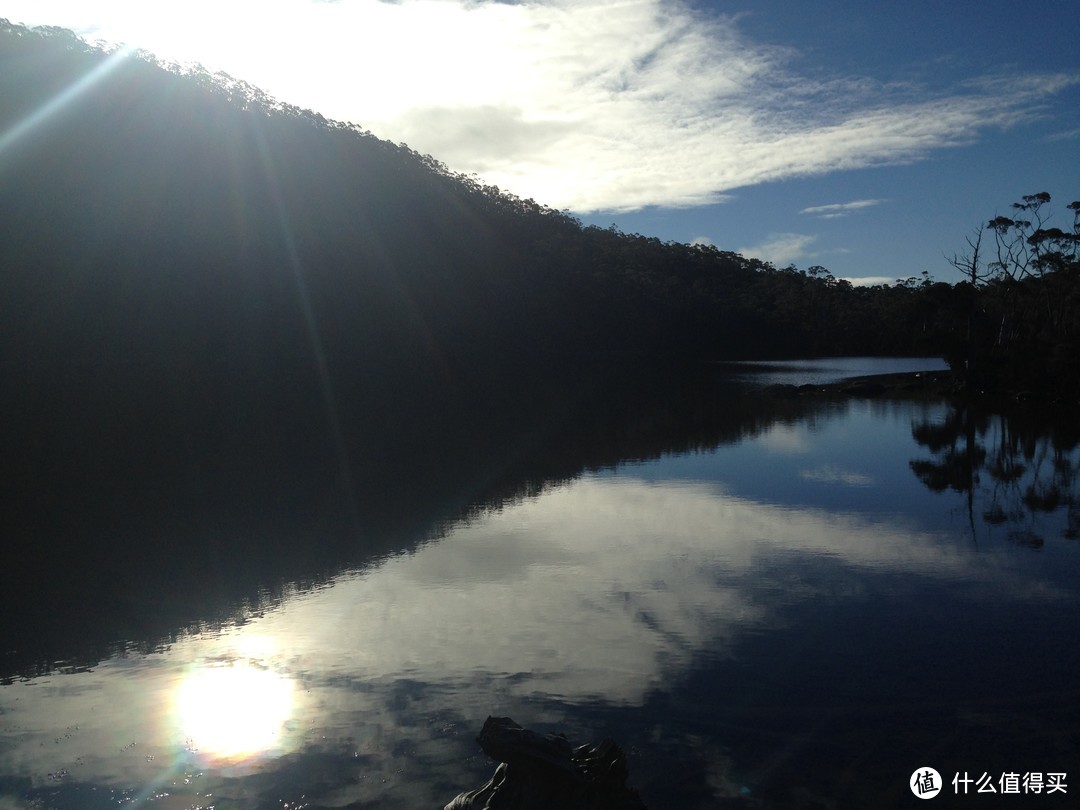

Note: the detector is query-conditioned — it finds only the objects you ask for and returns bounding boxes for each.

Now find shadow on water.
[2,361,842,681]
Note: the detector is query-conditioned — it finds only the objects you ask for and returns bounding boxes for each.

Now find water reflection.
[228,472,1073,727]
[910,402,1080,545]
[6,456,1079,806]
[4,381,1080,808]
[3,363,815,682]
[175,658,295,763]
[724,355,948,386]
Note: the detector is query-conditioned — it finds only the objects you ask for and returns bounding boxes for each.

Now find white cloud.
[6,0,1077,212]
[1043,127,1080,142]
[737,232,817,265]
[842,275,895,287]
[800,199,886,218]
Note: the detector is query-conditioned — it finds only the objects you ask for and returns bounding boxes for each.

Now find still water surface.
[3,360,1078,808]
[723,355,950,386]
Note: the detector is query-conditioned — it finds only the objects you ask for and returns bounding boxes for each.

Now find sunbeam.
[0,42,132,159]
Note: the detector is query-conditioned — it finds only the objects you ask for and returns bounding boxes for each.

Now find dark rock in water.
[762,383,799,397]
[838,380,884,397]
[444,716,647,810]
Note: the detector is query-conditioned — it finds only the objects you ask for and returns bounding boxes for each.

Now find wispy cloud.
[8,0,1077,213]
[737,233,817,265]
[1043,127,1080,142]
[800,465,874,487]
[800,199,886,219]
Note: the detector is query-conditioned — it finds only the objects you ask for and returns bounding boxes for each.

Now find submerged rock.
[444,716,647,810]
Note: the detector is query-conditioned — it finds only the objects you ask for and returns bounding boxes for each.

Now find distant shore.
[769,369,1078,408]
[762,370,960,400]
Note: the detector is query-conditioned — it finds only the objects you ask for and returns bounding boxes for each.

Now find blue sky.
[601,0,1080,283]
[3,0,1078,284]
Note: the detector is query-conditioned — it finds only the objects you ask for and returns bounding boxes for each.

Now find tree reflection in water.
[910,403,1080,547]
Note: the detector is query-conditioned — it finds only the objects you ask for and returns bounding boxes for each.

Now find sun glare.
[0,45,132,159]
[175,660,295,762]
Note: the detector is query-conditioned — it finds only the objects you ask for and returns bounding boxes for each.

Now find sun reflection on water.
[175,659,295,763]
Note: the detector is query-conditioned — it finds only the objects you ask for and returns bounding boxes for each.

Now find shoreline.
[760,369,959,400]
[766,370,1080,410]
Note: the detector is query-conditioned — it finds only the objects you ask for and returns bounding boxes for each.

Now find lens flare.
[175,660,294,762]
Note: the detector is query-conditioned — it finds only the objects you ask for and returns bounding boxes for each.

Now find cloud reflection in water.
[255,474,1057,706]
[1,468,1071,808]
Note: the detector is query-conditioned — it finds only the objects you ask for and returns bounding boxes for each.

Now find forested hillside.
[0,20,960,381]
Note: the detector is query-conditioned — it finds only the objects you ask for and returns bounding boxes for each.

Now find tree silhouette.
[943,193,1080,395]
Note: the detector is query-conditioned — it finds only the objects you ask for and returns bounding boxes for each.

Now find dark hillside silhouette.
[0,20,946,382]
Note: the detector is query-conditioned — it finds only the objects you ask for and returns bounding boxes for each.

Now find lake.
[3,358,1078,809]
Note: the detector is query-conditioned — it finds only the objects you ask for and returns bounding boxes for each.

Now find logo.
[911,767,943,799]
